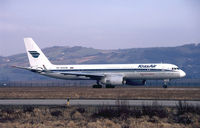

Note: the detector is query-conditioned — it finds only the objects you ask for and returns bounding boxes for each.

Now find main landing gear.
[163,79,169,88]
[92,81,102,88]
[92,81,115,88]
[92,84,102,88]
[105,84,115,88]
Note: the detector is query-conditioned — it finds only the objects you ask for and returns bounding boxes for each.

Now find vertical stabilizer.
[24,38,52,69]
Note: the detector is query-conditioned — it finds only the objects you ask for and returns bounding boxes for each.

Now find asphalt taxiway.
[0,99,199,107]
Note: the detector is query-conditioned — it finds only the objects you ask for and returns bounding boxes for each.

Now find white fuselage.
[40,63,186,80]
[22,38,186,87]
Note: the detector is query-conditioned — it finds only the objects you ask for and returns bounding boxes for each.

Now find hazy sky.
[0,0,199,56]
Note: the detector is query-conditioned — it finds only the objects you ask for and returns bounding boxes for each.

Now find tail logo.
[28,51,40,58]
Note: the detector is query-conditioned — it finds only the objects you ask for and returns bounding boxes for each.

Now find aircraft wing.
[13,65,104,79]
[60,72,104,78]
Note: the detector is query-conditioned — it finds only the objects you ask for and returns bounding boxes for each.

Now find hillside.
[0,44,200,81]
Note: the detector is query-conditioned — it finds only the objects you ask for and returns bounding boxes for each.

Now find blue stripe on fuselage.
[50,68,173,72]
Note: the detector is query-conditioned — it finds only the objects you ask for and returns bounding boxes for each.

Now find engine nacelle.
[100,75,124,85]
[125,80,146,86]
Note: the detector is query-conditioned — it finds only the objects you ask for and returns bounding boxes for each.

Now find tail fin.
[24,38,52,69]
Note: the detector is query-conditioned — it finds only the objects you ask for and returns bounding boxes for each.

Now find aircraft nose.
[179,70,186,78]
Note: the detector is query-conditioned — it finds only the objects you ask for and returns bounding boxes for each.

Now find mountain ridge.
[0,43,200,81]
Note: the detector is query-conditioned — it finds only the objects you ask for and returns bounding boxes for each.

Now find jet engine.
[125,80,146,86]
[100,75,124,85]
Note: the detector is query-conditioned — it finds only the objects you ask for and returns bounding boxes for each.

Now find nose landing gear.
[163,84,167,88]
[163,79,170,88]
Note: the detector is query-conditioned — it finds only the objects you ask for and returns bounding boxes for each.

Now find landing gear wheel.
[106,85,115,88]
[92,84,102,88]
[163,85,168,88]
[163,79,169,88]
[93,80,102,88]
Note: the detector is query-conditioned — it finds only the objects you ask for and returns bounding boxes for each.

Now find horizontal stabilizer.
[12,65,31,70]
[12,65,42,73]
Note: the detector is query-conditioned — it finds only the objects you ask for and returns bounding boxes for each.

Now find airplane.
[13,38,186,88]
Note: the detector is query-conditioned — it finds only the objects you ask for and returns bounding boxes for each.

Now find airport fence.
[0,79,200,87]
[0,80,96,87]
[146,79,200,87]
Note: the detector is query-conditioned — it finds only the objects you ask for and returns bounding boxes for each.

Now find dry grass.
[0,86,199,100]
[0,104,199,128]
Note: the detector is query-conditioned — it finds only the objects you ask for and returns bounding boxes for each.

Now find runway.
[0,99,199,107]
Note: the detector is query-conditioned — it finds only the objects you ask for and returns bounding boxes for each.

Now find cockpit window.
[172,68,179,70]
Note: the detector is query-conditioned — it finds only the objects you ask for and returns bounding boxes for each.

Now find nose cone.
[179,70,186,78]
